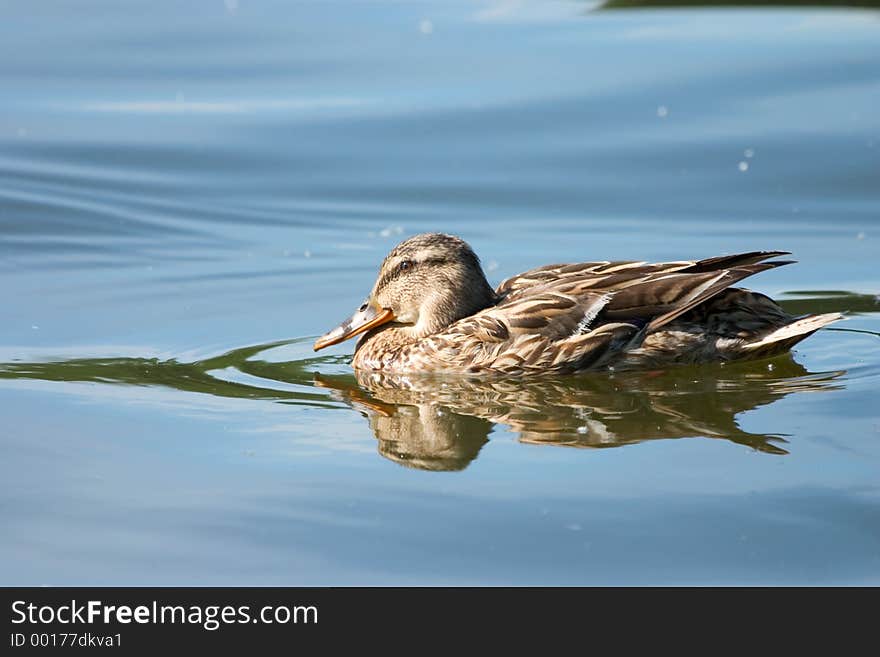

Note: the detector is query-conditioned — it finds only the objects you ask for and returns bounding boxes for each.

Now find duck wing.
[451,290,637,373]
[442,251,796,373]
[603,261,795,332]
[495,260,686,301]
[495,251,791,301]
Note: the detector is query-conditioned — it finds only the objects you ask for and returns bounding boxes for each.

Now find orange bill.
[313,300,396,351]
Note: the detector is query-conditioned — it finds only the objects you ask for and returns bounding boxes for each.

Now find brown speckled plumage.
[314,233,842,374]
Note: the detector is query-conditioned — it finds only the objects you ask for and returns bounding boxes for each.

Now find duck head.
[314,233,496,351]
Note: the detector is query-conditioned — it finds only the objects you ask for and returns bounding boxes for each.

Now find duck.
[313,232,842,375]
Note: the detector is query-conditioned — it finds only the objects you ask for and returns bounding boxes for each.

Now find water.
[2,1,879,585]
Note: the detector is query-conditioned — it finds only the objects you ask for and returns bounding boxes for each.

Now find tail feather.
[741,312,844,356]
[682,251,792,273]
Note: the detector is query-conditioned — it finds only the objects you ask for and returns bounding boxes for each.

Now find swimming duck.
[313,233,842,374]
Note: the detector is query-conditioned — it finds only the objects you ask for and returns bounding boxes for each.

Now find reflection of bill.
[315,355,844,471]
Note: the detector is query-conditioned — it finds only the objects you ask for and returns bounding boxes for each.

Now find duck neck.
[357,281,497,354]
[413,281,497,339]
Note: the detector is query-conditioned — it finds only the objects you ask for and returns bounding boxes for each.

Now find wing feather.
[424,251,796,374]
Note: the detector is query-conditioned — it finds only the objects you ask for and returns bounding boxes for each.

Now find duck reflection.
[0,333,851,471]
[315,356,844,469]
[367,404,491,471]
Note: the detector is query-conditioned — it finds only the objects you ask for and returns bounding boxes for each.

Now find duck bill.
[313,301,396,351]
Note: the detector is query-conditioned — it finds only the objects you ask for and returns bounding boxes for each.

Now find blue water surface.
[1,0,878,585]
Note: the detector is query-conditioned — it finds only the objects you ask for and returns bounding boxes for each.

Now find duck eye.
[398,260,414,273]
